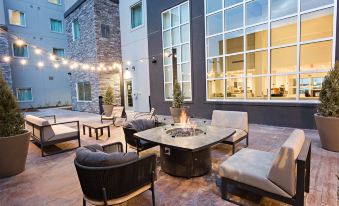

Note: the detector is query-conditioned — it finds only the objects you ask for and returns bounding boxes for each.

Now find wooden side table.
[83,123,111,140]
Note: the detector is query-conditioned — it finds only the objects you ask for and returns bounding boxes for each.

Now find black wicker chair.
[74,142,157,206]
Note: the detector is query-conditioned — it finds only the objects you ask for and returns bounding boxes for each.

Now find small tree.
[172,80,184,108]
[0,74,25,137]
[317,62,339,118]
[103,85,114,105]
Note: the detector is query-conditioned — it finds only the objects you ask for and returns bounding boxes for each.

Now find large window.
[17,88,33,102]
[77,82,91,102]
[162,1,191,101]
[205,0,335,102]
[13,43,29,58]
[50,19,63,33]
[53,48,64,58]
[8,9,25,27]
[131,2,143,29]
[72,19,80,41]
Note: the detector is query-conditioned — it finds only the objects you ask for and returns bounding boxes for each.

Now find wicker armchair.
[74,142,157,206]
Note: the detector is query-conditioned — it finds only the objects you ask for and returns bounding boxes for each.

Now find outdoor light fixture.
[127,61,131,66]
[3,56,11,63]
[20,59,27,65]
[151,56,157,64]
[53,63,59,69]
[34,48,42,55]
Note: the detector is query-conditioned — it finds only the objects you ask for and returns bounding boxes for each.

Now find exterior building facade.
[0,0,71,108]
[65,0,122,113]
[120,0,151,112]
[147,0,338,129]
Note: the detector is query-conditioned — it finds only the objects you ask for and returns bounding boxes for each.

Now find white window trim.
[204,0,337,103]
[161,1,192,102]
[48,0,62,6]
[16,88,33,102]
[50,18,64,34]
[8,9,26,27]
[72,20,80,41]
[76,82,92,102]
[130,1,144,31]
[12,43,29,58]
[52,48,65,58]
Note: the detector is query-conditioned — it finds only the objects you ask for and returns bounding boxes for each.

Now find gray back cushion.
[76,145,138,167]
[123,119,156,132]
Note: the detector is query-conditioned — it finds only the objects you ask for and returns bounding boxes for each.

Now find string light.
[53,63,59,69]
[20,59,27,65]
[15,39,25,46]
[103,67,107,71]
[126,61,131,66]
[49,54,57,61]
[34,48,42,55]
[3,56,11,63]
[90,66,95,71]
[37,61,44,68]
[62,59,68,65]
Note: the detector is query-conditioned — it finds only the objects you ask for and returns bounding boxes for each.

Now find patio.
[0,108,337,206]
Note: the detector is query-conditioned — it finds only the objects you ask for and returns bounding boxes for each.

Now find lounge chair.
[25,115,80,157]
[211,110,248,154]
[101,106,127,125]
[133,108,157,121]
[219,129,311,206]
[74,142,156,206]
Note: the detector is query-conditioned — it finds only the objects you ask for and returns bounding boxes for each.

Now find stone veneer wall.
[65,0,122,113]
[0,30,12,88]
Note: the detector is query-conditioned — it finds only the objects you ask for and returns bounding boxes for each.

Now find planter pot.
[170,106,189,123]
[314,114,339,152]
[102,105,114,116]
[0,131,31,178]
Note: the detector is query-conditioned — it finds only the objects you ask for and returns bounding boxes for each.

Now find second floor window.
[17,88,33,102]
[13,44,29,58]
[50,19,63,33]
[77,81,91,101]
[53,48,65,58]
[8,9,26,27]
[48,0,61,5]
[131,2,142,29]
[72,20,80,41]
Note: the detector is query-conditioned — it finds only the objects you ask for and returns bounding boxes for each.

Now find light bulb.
[53,63,59,69]
[15,39,25,46]
[49,54,56,61]
[37,61,44,68]
[3,56,11,63]
[62,59,68,65]
[90,66,95,71]
[34,48,42,55]
[126,61,131,66]
[20,59,27,65]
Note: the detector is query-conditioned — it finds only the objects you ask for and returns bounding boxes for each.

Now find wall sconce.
[151,56,157,64]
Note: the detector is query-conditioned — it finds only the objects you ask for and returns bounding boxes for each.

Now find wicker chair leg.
[246,136,249,147]
[82,198,86,206]
[221,178,229,200]
[102,188,108,206]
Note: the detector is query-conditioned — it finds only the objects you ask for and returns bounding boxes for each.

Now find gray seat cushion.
[123,119,156,132]
[76,146,138,167]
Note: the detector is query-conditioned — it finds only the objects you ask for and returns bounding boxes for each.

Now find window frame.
[50,18,64,33]
[101,24,110,38]
[12,43,29,58]
[52,48,65,58]
[16,88,33,102]
[8,9,26,27]
[130,1,143,30]
[161,1,192,101]
[76,82,92,102]
[204,0,337,103]
[72,19,80,41]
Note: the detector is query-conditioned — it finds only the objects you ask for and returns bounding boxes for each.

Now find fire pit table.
[134,124,235,178]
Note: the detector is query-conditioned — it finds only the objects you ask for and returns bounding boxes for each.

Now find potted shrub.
[314,63,339,152]
[0,74,30,178]
[170,81,189,123]
[102,85,114,116]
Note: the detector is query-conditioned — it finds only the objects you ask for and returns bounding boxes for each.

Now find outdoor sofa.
[219,129,311,206]
[25,115,80,157]
[211,110,249,154]
[74,142,156,206]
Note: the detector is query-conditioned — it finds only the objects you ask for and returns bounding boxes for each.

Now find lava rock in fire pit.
[166,128,204,137]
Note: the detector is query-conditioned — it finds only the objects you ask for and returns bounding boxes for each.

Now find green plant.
[317,62,339,118]
[104,85,114,105]
[172,80,184,108]
[0,74,25,137]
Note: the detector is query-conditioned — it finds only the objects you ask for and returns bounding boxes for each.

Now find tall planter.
[102,105,113,116]
[0,131,31,178]
[315,114,339,152]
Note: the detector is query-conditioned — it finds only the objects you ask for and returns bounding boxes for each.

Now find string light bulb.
[37,61,44,68]
[15,39,25,46]
[126,61,131,66]
[53,63,59,69]
[49,54,57,61]
[90,66,95,71]
[34,48,42,55]
[3,56,11,63]
[20,59,27,65]
[62,59,69,65]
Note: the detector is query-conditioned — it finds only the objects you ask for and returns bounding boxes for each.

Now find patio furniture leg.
[246,136,249,147]
[125,141,128,153]
[232,145,235,154]
[83,198,86,206]
[95,129,99,140]
[221,178,229,200]
[151,184,155,206]
[100,128,103,136]
[102,188,108,206]
[89,128,92,137]
[83,125,85,135]
[107,126,110,138]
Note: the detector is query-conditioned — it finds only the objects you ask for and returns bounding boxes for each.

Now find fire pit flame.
[167,112,203,137]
